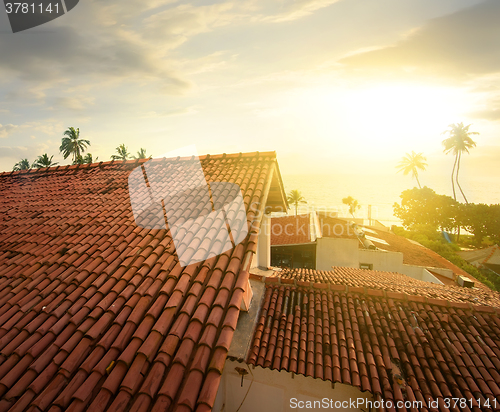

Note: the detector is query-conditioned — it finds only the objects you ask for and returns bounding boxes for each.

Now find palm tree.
[133,148,151,160]
[74,153,98,164]
[13,158,31,171]
[33,154,58,168]
[111,144,130,161]
[396,151,427,189]
[342,196,361,218]
[59,127,90,163]
[442,122,478,204]
[287,189,306,215]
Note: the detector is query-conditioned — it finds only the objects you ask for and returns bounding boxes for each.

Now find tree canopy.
[342,196,361,218]
[460,203,500,246]
[133,148,151,160]
[396,151,427,188]
[287,189,306,215]
[13,158,31,171]
[74,153,97,164]
[111,144,130,161]
[393,187,458,231]
[60,127,90,163]
[33,154,58,168]
[442,122,478,203]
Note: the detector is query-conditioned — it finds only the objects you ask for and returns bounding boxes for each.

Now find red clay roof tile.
[248,266,500,411]
[0,152,282,411]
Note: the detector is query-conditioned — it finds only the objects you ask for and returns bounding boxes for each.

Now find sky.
[1,0,499,185]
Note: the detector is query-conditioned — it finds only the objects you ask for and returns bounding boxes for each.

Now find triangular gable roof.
[459,245,500,265]
[0,151,285,411]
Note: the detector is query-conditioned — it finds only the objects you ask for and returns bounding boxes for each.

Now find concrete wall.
[214,360,372,412]
[316,238,358,270]
[316,238,444,285]
[425,266,454,280]
[358,249,404,272]
[400,265,444,284]
[253,214,271,268]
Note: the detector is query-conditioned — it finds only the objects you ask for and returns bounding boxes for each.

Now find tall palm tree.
[59,127,90,163]
[287,189,306,215]
[111,144,130,161]
[13,158,31,171]
[442,122,478,204]
[33,154,58,168]
[342,196,361,218]
[396,151,427,189]
[133,148,151,160]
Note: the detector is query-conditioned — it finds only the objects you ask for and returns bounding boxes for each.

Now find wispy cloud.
[141,106,200,118]
[0,124,18,138]
[339,0,500,79]
[261,0,341,23]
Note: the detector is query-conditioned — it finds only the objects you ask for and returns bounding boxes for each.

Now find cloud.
[339,0,500,79]
[0,124,18,138]
[0,143,49,159]
[469,108,500,122]
[261,0,341,23]
[142,2,240,48]
[50,96,95,111]
[141,106,200,118]
[0,2,192,95]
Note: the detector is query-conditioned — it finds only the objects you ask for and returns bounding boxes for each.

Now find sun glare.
[294,83,470,157]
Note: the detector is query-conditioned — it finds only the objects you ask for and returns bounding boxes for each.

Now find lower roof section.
[247,281,500,412]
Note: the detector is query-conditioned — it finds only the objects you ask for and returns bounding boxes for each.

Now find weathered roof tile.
[0,152,282,411]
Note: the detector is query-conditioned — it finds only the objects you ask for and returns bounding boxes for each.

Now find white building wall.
[316,238,444,285]
[358,249,404,272]
[253,214,271,268]
[214,360,372,412]
[399,265,444,284]
[315,238,358,270]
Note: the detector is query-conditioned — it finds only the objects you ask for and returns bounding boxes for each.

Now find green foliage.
[396,151,427,188]
[60,127,90,163]
[441,122,478,203]
[393,187,458,231]
[287,189,306,215]
[133,148,151,160]
[13,158,31,171]
[342,196,361,218]
[74,153,97,165]
[393,226,500,292]
[111,144,130,161]
[460,203,500,246]
[33,154,58,168]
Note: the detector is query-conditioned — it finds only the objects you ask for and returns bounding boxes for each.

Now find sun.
[292,82,471,157]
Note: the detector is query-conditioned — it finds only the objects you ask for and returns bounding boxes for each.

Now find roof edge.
[248,272,500,312]
[0,151,279,176]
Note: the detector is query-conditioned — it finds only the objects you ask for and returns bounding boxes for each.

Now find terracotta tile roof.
[270,214,312,246]
[316,213,359,241]
[318,212,479,281]
[362,227,469,273]
[459,246,500,266]
[273,267,500,308]
[248,278,500,411]
[0,152,283,412]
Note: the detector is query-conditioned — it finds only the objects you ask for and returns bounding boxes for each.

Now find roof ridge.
[0,151,278,177]
[249,272,500,311]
